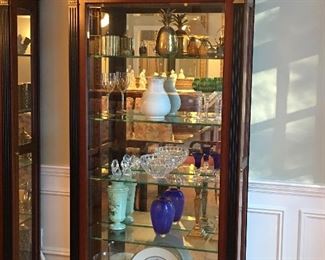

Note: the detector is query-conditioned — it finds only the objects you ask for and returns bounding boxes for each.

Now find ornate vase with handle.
[141,77,171,120]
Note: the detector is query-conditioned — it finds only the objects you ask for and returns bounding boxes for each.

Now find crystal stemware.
[116,72,130,113]
[106,73,118,115]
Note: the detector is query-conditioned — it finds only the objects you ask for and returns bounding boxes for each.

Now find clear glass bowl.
[140,153,174,179]
[157,145,188,168]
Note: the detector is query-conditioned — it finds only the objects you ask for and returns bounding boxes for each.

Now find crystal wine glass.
[116,72,130,113]
[107,73,118,115]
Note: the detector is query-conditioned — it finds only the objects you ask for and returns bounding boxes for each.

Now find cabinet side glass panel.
[87,3,224,259]
[17,14,32,260]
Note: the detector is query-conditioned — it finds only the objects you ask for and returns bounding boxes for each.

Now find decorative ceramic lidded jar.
[141,77,171,120]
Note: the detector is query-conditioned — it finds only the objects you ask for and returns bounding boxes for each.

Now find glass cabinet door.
[70,0,254,259]
[85,3,224,259]
[13,3,39,259]
[17,12,33,259]
[0,1,39,258]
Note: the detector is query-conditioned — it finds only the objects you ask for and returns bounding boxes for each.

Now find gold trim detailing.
[233,0,245,3]
[0,0,9,6]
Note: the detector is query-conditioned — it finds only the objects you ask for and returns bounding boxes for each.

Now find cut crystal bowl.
[140,153,174,179]
[156,145,188,169]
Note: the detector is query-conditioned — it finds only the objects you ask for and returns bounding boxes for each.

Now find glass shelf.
[90,54,223,60]
[18,54,32,57]
[91,222,218,254]
[18,108,32,114]
[19,212,32,226]
[19,156,32,169]
[90,112,222,127]
[101,211,217,235]
[90,166,220,190]
[126,137,188,145]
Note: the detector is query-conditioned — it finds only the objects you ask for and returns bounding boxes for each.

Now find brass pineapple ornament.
[159,8,176,27]
[173,13,189,56]
[156,8,178,56]
[173,13,188,35]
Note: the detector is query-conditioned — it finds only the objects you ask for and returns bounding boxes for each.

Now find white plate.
[92,252,133,260]
[132,247,179,260]
[111,252,134,260]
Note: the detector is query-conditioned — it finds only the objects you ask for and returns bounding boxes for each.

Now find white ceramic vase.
[164,78,181,115]
[107,181,129,230]
[141,77,171,120]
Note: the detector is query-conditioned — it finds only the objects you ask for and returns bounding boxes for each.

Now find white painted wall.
[248,1,325,259]
[40,0,69,166]
[39,0,70,259]
[250,0,325,185]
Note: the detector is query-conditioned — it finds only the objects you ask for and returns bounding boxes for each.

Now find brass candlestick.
[201,179,215,233]
[188,186,206,237]
[210,176,220,241]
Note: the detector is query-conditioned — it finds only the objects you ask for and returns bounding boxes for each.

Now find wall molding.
[40,165,325,198]
[297,209,325,260]
[248,207,284,260]
[249,180,325,198]
[41,165,70,176]
[40,165,70,196]
[42,246,70,257]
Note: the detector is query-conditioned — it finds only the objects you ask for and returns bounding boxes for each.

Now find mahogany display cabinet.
[0,0,40,259]
[69,0,254,259]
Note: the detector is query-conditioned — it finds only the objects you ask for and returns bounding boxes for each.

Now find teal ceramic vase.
[124,179,137,223]
[107,181,129,230]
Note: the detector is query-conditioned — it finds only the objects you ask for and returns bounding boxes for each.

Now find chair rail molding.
[40,165,70,196]
[249,180,325,198]
[39,166,325,260]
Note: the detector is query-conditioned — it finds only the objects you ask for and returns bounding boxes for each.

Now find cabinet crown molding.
[68,0,78,6]
[0,0,8,6]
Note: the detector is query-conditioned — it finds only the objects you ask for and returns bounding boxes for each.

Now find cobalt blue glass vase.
[163,188,184,222]
[150,196,175,237]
